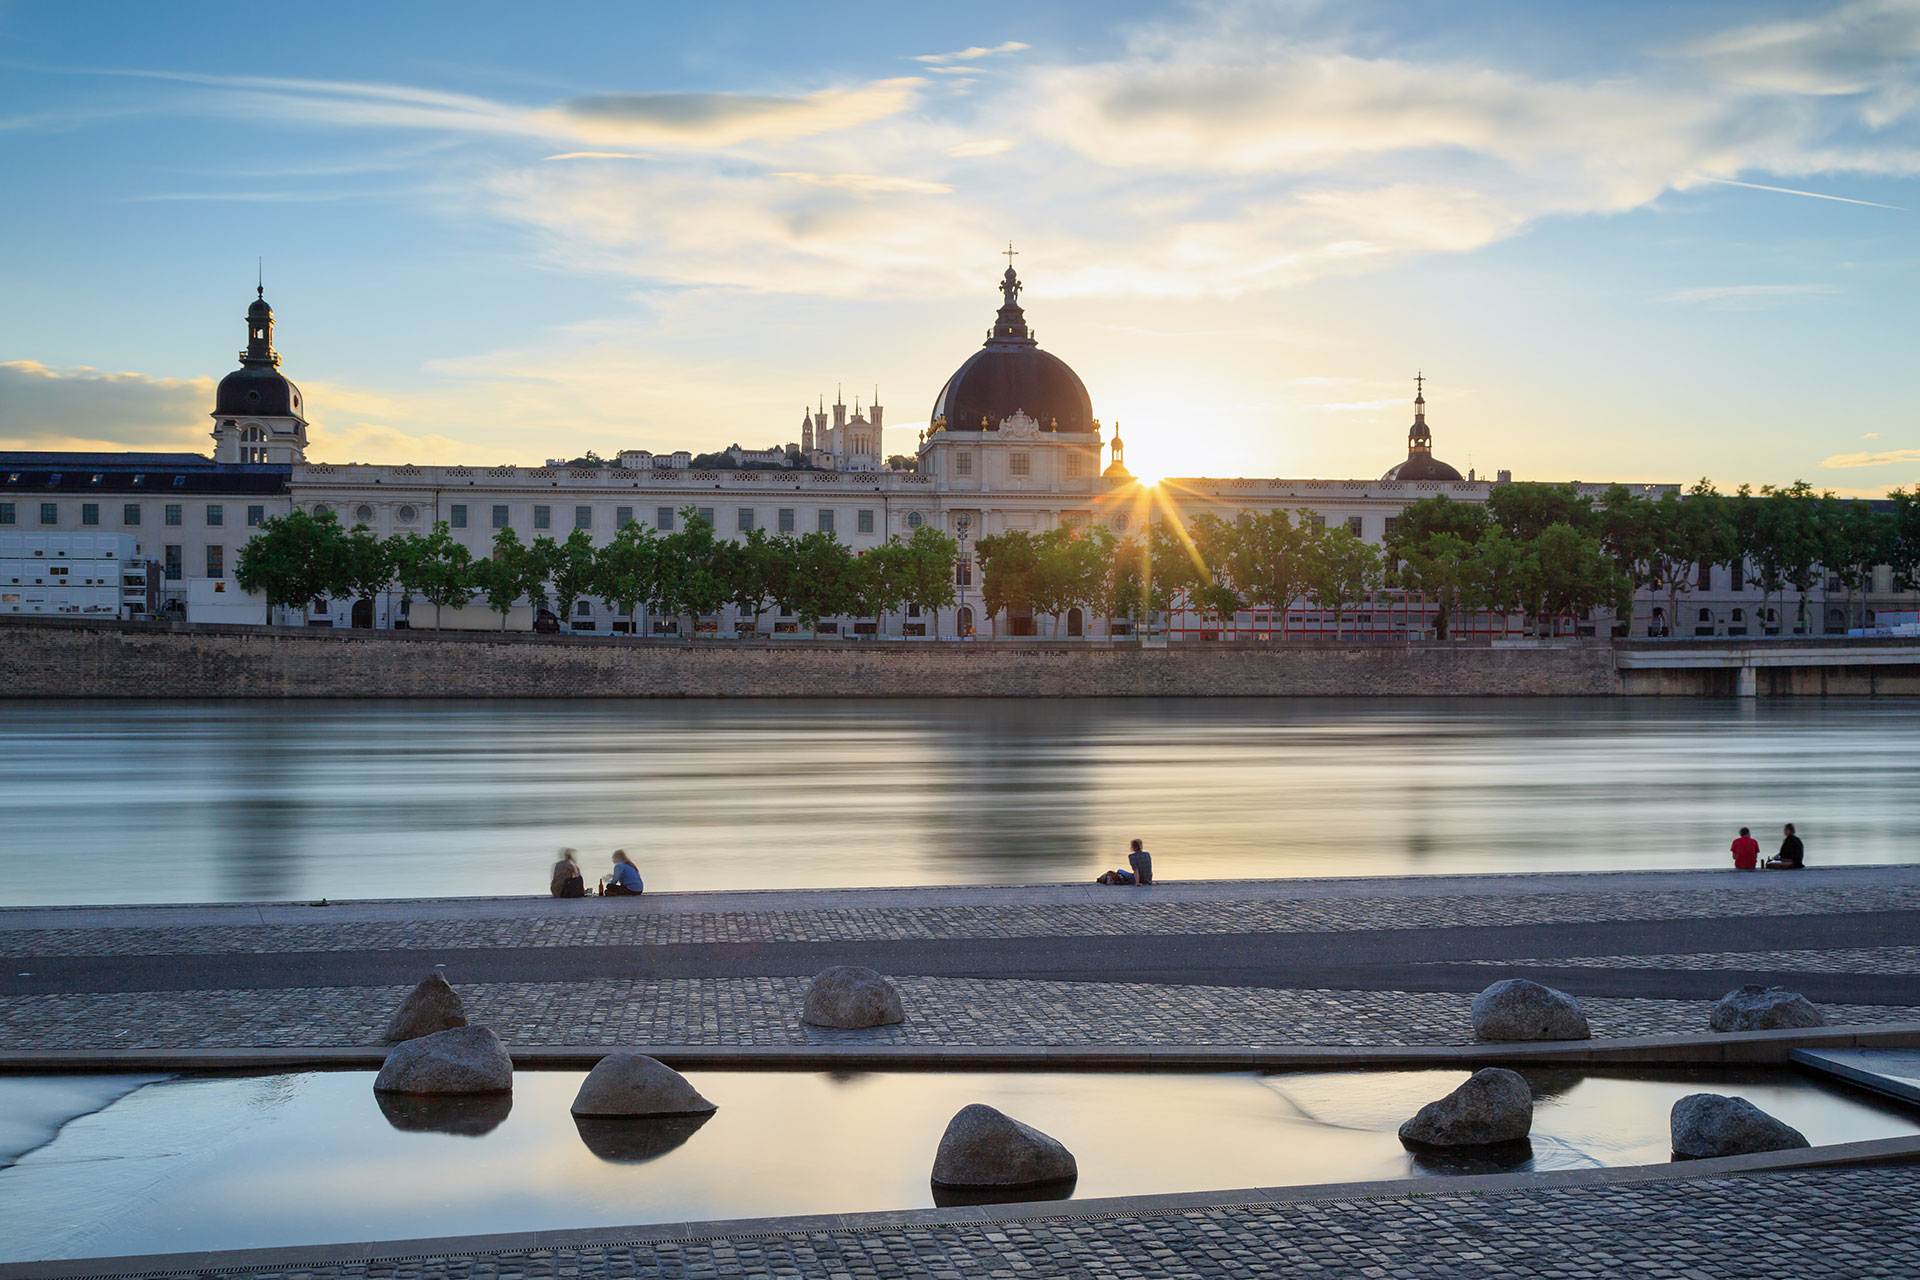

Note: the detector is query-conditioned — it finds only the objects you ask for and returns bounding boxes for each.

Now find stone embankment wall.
[0,616,1623,698]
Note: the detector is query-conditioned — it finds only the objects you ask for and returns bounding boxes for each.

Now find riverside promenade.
[5,865,1920,1279]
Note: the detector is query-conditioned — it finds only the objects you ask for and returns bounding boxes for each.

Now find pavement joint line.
[10,1135,1919,1280]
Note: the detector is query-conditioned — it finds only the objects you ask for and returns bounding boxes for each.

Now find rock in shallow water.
[571,1052,716,1117]
[803,965,905,1029]
[1398,1068,1534,1147]
[374,1025,512,1095]
[383,972,468,1043]
[1471,979,1591,1042]
[931,1103,1077,1189]
[1709,985,1826,1033]
[1671,1092,1810,1158]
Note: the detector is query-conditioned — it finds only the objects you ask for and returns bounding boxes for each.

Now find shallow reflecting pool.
[1,1066,1913,1262]
[2,697,1918,904]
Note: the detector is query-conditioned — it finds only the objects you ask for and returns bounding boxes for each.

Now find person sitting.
[1127,838,1154,886]
[1729,828,1760,872]
[601,849,645,896]
[1095,868,1136,885]
[1766,824,1805,870]
[550,848,586,898]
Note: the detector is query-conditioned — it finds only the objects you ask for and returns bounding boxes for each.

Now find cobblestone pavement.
[65,1163,1920,1280]
[1466,945,1920,974]
[5,976,1918,1051]
[9,883,1920,958]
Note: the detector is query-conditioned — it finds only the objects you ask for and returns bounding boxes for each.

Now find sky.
[0,0,1915,491]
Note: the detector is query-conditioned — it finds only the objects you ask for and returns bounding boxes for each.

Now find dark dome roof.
[930,265,1092,434]
[248,296,273,319]
[1382,452,1463,483]
[216,365,303,417]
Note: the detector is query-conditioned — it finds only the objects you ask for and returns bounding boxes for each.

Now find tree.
[721,525,779,633]
[976,530,1042,635]
[522,535,558,622]
[593,520,660,635]
[853,538,912,633]
[1817,495,1892,633]
[1890,489,1920,594]
[1180,514,1244,631]
[1595,485,1660,634]
[1219,510,1311,639]
[1306,525,1383,640]
[1470,529,1527,638]
[476,526,536,630]
[235,508,354,624]
[1527,524,1628,636]
[654,506,730,637]
[1486,482,1593,540]
[1393,531,1479,640]
[783,530,859,633]
[548,527,598,633]
[344,524,396,624]
[900,524,958,637]
[395,522,475,628]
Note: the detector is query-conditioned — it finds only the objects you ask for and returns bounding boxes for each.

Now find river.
[0,698,1915,905]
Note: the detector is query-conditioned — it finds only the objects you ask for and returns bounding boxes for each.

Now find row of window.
[937,451,1093,479]
[0,502,266,529]
[153,544,224,580]
[432,504,891,536]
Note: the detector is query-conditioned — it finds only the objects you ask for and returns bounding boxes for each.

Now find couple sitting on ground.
[1730,824,1804,871]
[1096,839,1155,886]
[549,848,644,897]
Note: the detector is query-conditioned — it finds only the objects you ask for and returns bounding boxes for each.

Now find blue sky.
[0,0,1915,491]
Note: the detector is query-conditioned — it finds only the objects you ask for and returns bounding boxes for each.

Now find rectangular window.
[533,505,552,530]
[206,504,224,527]
[737,507,754,532]
[575,505,592,530]
[955,556,973,587]
[955,451,973,476]
[124,503,141,526]
[1065,452,1086,478]
[81,503,99,526]
[857,509,874,534]
[818,509,835,533]
[165,503,183,527]
[1726,560,1742,592]
[246,504,264,527]
[1009,452,1030,477]
[697,507,715,527]
[1346,516,1364,537]
[164,545,182,581]
[656,506,675,531]
[778,507,795,533]
[206,545,224,579]
[492,504,509,529]
[1697,561,1712,591]
[0,503,13,525]
[1384,516,1401,538]
[617,506,634,528]
[450,504,468,530]
[40,503,58,525]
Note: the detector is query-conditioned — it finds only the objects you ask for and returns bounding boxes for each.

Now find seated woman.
[550,849,586,898]
[601,849,645,896]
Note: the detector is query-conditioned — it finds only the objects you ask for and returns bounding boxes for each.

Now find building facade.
[8,270,1914,637]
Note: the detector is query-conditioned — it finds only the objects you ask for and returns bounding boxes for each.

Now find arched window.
[1698,608,1712,622]
[1731,609,1744,622]
[958,604,974,637]
[1067,607,1084,638]
[241,425,265,442]
[1827,608,1846,631]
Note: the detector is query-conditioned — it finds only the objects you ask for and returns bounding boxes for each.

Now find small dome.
[216,366,302,417]
[1382,453,1464,483]
[930,261,1093,434]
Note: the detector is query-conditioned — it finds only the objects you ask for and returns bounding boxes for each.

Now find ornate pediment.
[999,409,1039,439]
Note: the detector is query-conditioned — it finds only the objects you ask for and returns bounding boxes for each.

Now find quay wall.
[0,616,1622,698]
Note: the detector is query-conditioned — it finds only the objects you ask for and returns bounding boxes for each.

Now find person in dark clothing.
[1767,824,1805,870]
[1127,838,1154,886]
[550,848,586,898]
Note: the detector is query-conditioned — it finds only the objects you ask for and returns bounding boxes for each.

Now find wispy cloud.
[1821,447,1920,468]
[554,79,923,146]
[774,171,951,194]
[911,42,1028,64]
[1659,284,1843,305]
[545,151,650,161]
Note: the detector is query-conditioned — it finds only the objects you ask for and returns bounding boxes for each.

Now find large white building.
[5,267,1910,638]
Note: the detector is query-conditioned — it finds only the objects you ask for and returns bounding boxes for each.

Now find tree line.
[976,482,1920,639]
[235,507,960,634]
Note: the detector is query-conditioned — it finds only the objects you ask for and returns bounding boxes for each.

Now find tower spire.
[1408,372,1432,454]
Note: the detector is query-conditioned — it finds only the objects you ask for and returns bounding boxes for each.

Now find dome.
[216,365,303,417]
[1381,379,1461,482]
[930,264,1093,434]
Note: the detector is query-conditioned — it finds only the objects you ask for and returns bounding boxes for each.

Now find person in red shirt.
[1730,827,1761,871]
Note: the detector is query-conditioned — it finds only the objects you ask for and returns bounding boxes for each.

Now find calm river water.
[1,698,1917,905]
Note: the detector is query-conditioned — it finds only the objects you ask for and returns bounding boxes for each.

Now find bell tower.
[211,283,308,464]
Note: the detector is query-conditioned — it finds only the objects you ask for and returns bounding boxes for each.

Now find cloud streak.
[1821,447,1920,468]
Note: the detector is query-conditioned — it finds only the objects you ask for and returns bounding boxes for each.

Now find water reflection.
[3,698,1919,904]
[573,1112,712,1163]
[376,1091,514,1137]
[1403,1139,1535,1177]
[930,1176,1077,1208]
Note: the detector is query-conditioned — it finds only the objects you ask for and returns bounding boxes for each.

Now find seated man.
[602,849,645,896]
[1127,838,1154,886]
[1766,824,1805,870]
[1729,828,1760,872]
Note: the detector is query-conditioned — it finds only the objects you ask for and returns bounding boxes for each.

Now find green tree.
[395,521,476,628]
[1527,524,1628,636]
[654,506,730,637]
[1470,529,1527,638]
[1486,482,1593,540]
[1219,509,1311,639]
[853,539,912,633]
[1817,495,1892,633]
[343,525,395,625]
[548,527,599,633]
[592,520,659,635]
[235,508,355,624]
[1889,488,1920,594]
[783,530,859,634]
[976,530,1042,635]
[900,524,958,637]
[475,526,536,630]
[522,535,558,622]
[1393,531,1479,640]
[1305,525,1383,640]
[722,525,781,633]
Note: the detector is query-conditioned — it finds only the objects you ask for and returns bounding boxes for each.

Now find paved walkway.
[5,867,1919,1054]
[16,1161,1920,1280]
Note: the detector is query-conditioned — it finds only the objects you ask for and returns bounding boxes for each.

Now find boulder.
[373,1024,512,1095]
[1471,979,1591,1042]
[571,1052,717,1117]
[1398,1068,1534,1147]
[383,972,468,1043]
[1671,1093,1810,1159]
[1709,985,1827,1033]
[931,1103,1078,1190]
[802,965,905,1029]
